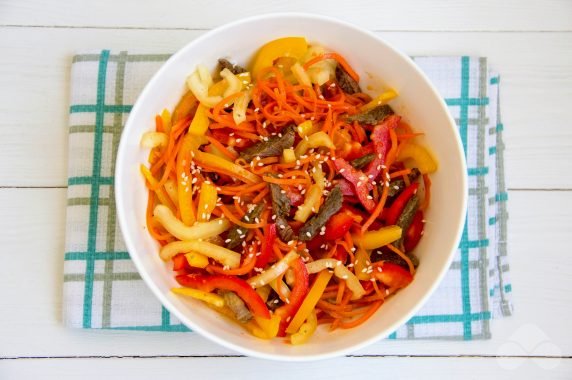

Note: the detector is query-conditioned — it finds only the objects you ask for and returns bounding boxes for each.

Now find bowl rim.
[115,11,468,361]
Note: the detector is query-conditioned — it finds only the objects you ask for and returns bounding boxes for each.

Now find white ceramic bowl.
[115,13,467,361]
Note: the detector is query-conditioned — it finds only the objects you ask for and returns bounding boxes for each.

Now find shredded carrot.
[303,52,359,82]
[389,168,412,179]
[205,135,238,160]
[218,204,267,229]
[336,280,346,305]
[339,301,383,329]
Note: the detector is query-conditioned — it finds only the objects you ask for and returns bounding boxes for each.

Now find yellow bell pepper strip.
[161,109,172,134]
[220,68,243,99]
[304,259,365,300]
[354,246,372,281]
[294,131,336,158]
[140,131,168,148]
[269,278,291,298]
[312,162,325,190]
[154,204,231,243]
[205,303,269,339]
[296,120,320,138]
[176,134,208,225]
[188,104,210,135]
[205,143,232,161]
[355,225,402,250]
[251,37,308,78]
[163,240,240,268]
[255,285,272,302]
[255,314,281,339]
[334,264,366,300]
[172,90,198,124]
[291,62,311,86]
[247,251,299,288]
[187,65,224,108]
[360,89,398,112]
[192,150,261,184]
[185,252,209,268]
[305,258,340,274]
[196,182,217,222]
[282,148,296,163]
[140,165,176,212]
[175,274,271,319]
[171,287,224,308]
[233,90,251,125]
[245,322,271,339]
[290,310,317,345]
[163,178,179,206]
[397,142,438,174]
[286,269,333,334]
[294,184,322,222]
[208,72,252,97]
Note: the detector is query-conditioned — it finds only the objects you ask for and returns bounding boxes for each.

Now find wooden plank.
[1,357,570,379]
[0,28,570,188]
[1,0,571,31]
[0,188,570,358]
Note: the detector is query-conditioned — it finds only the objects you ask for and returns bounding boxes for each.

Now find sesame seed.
[393,185,400,190]
[339,168,345,173]
[306,232,312,237]
[225,239,231,243]
[280,225,285,230]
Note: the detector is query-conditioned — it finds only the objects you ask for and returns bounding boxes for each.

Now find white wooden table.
[1,1,571,378]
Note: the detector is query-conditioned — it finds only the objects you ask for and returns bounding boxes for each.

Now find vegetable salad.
[140,37,437,344]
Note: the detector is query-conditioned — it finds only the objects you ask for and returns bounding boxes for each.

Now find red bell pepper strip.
[365,115,401,180]
[334,158,376,212]
[337,178,356,197]
[175,274,271,319]
[275,257,309,336]
[256,223,276,268]
[333,245,348,264]
[385,182,419,225]
[373,262,413,289]
[404,210,424,252]
[172,253,191,272]
[324,210,355,241]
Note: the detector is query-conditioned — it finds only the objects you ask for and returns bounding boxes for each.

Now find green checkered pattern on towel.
[63,51,512,339]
